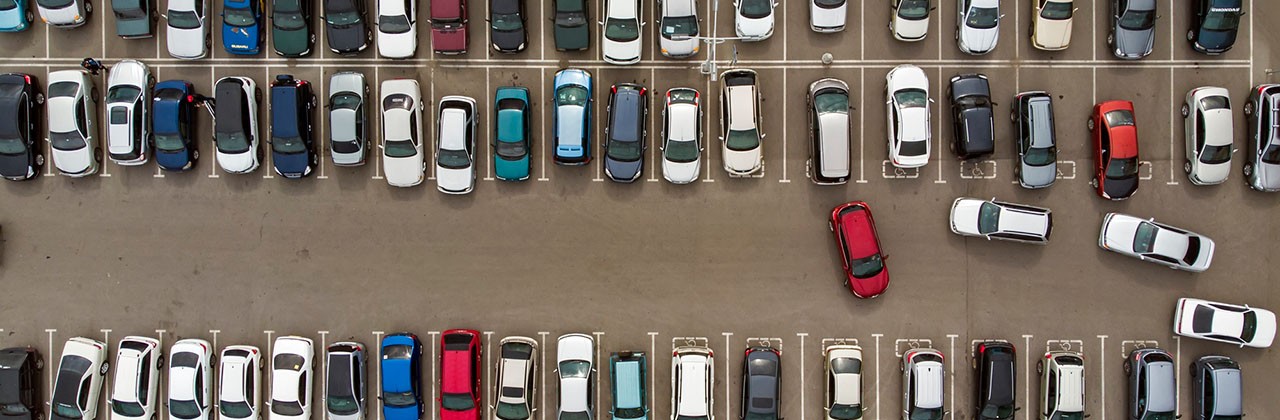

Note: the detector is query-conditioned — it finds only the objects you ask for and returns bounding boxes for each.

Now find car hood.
[659,35,697,56]
[736,14,772,37]
[273,27,310,55]
[1019,162,1056,188]
[1114,26,1154,57]
[723,147,760,174]
[53,148,93,174]
[1102,174,1138,199]
[218,149,256,173]
[0,9,26,30]
[602,36,640,63]
[0,152,30,178]
[494,154,530,180]
[39,4,79,22]
[662,159,699,184]
[273,150,310,176]
[809,3,844,28]
[440,407,477,420]
[960,26,998,53]
[224,24,262,52]
[116,15,151,36]
[605,156,642,181]
[1251,310,1277,347]
[156,147,192,171]
[378,30,417,57]
[491,28,524,50]
[554,24,589,50]
[384,155,423,186]
[894,16,928,39]
[383,405,418,420]
[1197,28,1236,51]
[328,22,367,52]
[949,199,982,235]
[1193,160,1230,184]
[432,25,467,51]
[168,27,207,58]
[436,165,473,193]
[1257,162,1280,190]
[1035,17,1071,49]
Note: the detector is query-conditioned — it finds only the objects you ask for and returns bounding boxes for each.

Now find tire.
[970,356,977,370]
[1189,363,1197,377]
[827,221,833,232]
[35,357,44,370]
[35,93,44,104]
[192,149,199,161]
[1036,360,1044,374]
[1086,118,1095,131]
[35,411,44,420]
[1244,101,1254,115]
[1089,178,1098,188]
[1180,104,1189,117]
[35,154,45,166]
[157,354,165,369]
[99,361,109,375]
[899,359,905,372]
[1107,33,1114,46]
[1010,111,1016,123]
[1243,163,1254,176]
[84,1,92,13]
[255,88,262,102]
[1184,161,1192,174]
[94,147,103,162]
[1123,360,1132,375]
[25,11,33,22]
[1187,30,1195,41]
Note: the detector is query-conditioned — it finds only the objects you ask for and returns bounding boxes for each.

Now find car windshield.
[216,131,251,154]
[661,15,697,37]
[116,5,146,18]
[1118,9,1154,30]
[224,6,257,26]
[726,129,760,151]
[828,404,861,420]
[899,140,927,156]
[739,0,771,18]
[604,17,639,41]
[384,140,417,158]
[1143,413,1174,420]
[897,0,928,19]
[615,407,644,419]
[966,7,998,29]
[1104,109,1135,126]
[1024,146,1055,166]
[814,91,848,114]
[0,404,28,416]
[437,148,471,169]
[557,85,588,106]
[271,401,303,416]
[220,401,252,418]
[327,396,359,415]
[168,10,202,29]
[49,131,87,151]
[492,12,522,31]
[155,133,186,152]
[273,9,306,30]
[379,14,411,33]
[1040,1,1071,20]
[273,136,307,154]
[441,393,474,411]
[0,138,29,155]
[0,0,18,10]
[908,408,943,420]
[1132,221,1157,253]
[1200,95,1229,110]
[977,202,1000,234]
[850,254,884,278]
[980,404,1015,419]
[555,0,586,27]
[1241,311,1257,342]
[1200,144,1231,164]
[607,138,642,161]
[495,402,529,420]
[558,360,590,378]
[384,391,417,407]
[328,10,361,25]
[37,0,74,9]
[53,403,81,419]
[496,139,526,159]
[1202,9,1240,31]
[111,401,144,417]
[665,140,699,163]
[1263,143,1280,165]
[1050,412,1084,420]
[171,400,202,419]
[894,89,927,108]
[1105,157,1138,179]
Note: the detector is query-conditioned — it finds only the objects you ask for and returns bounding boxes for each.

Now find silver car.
[1108,0,1155,59]
[47,70,99,177]
[328,72,369,166]
[35,0,90,27]
[1242,84,1280,191]
[1191,356,1242,420]
[1124,349,1175,420]
[1011,91,1057,189]
[660,87,702,184]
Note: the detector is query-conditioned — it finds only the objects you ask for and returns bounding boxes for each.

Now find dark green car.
[111,0,154,38]
[552,0,588,51]
[271,0,313,56]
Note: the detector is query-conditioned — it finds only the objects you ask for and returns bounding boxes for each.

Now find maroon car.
[430,0,469,54]
[828,201,890,298]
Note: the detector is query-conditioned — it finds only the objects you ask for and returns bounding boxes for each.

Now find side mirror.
[929,6,936,10]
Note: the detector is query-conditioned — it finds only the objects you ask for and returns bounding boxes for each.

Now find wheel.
[1187,30,1195,41]
[35,93,44,104]
[1184,160,1192,174]
[1010,111,1016,123]
[1106,33,1114,46]
[94,147,103,162]
[1181,104,1189,117]
[99,361,109,375]
[1089,178,1098,188]
[1036,360,1043,374]
[899,359,905,372]
[827,221,833,232]
[192,149,200,161]
[25,11,33,22]
[35,357,44,370]
[1189,362,1197,376]
[35,411,44,420]
[1122,360,1132,375]
[1244,101,1254,115]
[255,88,262,102]
[35,154,44,166]
[1086,117,1094,131]
[1243,163,1254,176]
[970,356,977,370]
[84,1,91,13]
[156,354,165,369]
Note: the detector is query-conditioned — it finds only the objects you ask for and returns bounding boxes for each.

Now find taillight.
[611,85,617,94]
[23,75,30,83]
[187,95,194,102]
[639,87,647,96]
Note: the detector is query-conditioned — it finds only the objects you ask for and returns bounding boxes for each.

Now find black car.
[553,0,589,51]
[603,83,647,183]
[323,0,371,54]
[269,74,317,178]
[948,73,994,160]
[740,347,780,420]
[1191,355,1241,420]
[1187,0,1242,55]
[0,347,44,420]
[0,74,43,181]
[972,341,1016,420]
[489,0,526,53]
[271,0,315,57]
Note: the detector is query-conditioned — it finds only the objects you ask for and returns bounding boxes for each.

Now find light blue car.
[493,86,531,181]
[0,0,32,32]
[609,351,647,420]
[553,68,592,165]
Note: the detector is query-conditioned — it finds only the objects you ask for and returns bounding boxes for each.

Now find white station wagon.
[949,198,1052,244]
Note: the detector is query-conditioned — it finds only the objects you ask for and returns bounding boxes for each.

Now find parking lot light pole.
[673,0,747,82]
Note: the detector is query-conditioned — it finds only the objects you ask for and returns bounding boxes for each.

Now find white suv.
[1182,86,1235,185]
[900,348,944,420]
[110,337,162,420]
[671,346,713,420]
[719,69,763,176]
[212,76,261,174]
[949,198,1052,245]
[1037,351,1085,420]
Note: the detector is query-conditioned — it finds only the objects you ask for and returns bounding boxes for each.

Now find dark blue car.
[222,0,264,54]
[381,333,424,420]
[1187,0,1243,55]
[269,74,317,178]
[152,80,200,171]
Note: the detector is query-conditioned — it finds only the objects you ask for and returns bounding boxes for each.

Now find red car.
[430,0,469,54]
[439,329,481,420]
[828,201,889,298]
[1088,100,1140,200]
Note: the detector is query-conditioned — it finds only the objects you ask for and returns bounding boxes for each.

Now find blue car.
[494,86,531,181]
[0,0,32,32]
[222,0,264,54]
[152,80,200,171]
[553,68,592,165]
[381,333,424,420]
[269,74,317,178]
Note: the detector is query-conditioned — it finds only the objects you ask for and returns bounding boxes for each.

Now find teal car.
[0,0,32,32]
[493,86,531,181]
[609,352,648,420]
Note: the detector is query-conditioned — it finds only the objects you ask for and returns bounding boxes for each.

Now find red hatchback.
[1088,100,1140,200]
[430,0,469,54]
[829,201,889,298]
[439,329,482,420]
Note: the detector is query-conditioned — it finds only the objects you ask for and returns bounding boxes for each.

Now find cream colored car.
[1030,0,1074,50]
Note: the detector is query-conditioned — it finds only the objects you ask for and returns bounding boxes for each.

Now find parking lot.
[0,0,1278,418]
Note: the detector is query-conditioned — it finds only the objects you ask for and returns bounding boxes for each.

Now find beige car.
[1030,0,1075,50]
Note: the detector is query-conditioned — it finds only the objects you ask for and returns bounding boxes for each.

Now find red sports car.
[829,201,889,298]
[439,329,482,420]
[1088,100,1140,200]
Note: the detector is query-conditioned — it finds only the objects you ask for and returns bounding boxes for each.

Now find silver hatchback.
[328,72,369,166]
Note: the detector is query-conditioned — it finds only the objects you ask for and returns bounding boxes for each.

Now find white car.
[110,337,162,420]
[169,339,213,420]
[328,72,369,166]
[36,0,90,27]
[218,346,263,420]
[52,338,109,420]
[956,0,1000,54]
[719,69,763,176]
[602,0,642,64]
[1036,351,1085,420]
[105,59,151,166]
[949,198,1052,244]
[822,345,862,420]
[376,0,417,58]
[165,0,210,59]
[733,0,775,40]
[269,336,315,420]
[213,77,261,174]
[1182,86,1235,185]
[661,87,702,184]
[47,70,99,177]
[1098,213,1216,273]
[658,0,698,57]
[1030,0,1074,50]
[889,0,930,41]
[885,64,930,168]
[555,334,594,420]
[900,348,944,420]
[435,95,477,194]
[1174,298,1277,348]
[494,337,537,420]
[380,79,425,187]
[670,346,712,420]
[808,0,845,32]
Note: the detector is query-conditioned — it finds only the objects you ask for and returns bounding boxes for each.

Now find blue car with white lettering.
[381,333,424,420]
[222,0,264,54]
[0,0,32,32]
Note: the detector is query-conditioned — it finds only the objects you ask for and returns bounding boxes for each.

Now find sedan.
[889,0,929,41]
[1187,0,1242,55]
[51,338,108,420]
[1243,84,1280,192]
[972,341,1015,420]
[152,80,199,171]
[808,0,843,32]
[1174,298,1276,348]
[733,0,775,41]
[271,0,314,56]
[0,73,44,181]
[269,336,315,420]
[1088,100,1139,200]
[494,337,537,420]
[326,342,366,420]
[221,0,264,54]
[440,330,481,420]
[110,337,161,420]
[1098,213,1216,272]
[47,70,99,177]
[1181,86,1234,185]
[324,0,371,54]
[552,0,589,51]
[885,65,930,168]
[821,346,861,420]
[381,334,424,420]
[105,59,151,166]
[213,76,261,174]
[35,0,89,27]
[110,0,152,38]
[1030,0,1073,50]
[740,347,780,420]
[949,198,1052,244]
[494,86,532,181]
[380,79,425,187]
[556,334,594,420]
[0,0,34,32]
[328,72,368,166]
[553,69,593,165]
[947,73,993,159]
[829,201,889,299]
[1108,0,1155,59]
[659,0,698,57]
[603,83,647,182]
[720,69,763,176]
[168,339,212,420]
[661,87,702,184]
[217,346,262,420]
[489,0,525,52]
[376,0,417,58]
[166,0,210,59]
[956,0,1000,54]
[435,95,478,194]
[602,0,641,64]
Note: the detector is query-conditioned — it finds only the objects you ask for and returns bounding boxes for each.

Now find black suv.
[603,83,647,183]
[269,74,317,178]
[0,74,43,181]
[972,341,1016,420]
[323,0,371,54]
[1187,0,1243,55]
[948,73,994,160]
[489,0,526,52]
[740,347,780,420]
[0,347,44,420]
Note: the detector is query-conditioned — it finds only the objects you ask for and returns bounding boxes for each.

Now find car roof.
[607,0,636,18]
[439,108,468,150]
[1150,228,1192,260]
[1055,365,1085,411]
[996,204,1051,236]
[612,359,642,409]
[272,84,300,138]
[818,112,850,176]
[838,204,879,256]
[1210,368,1242,415]
[1144,362,1175,412]
[676,356,708,416]
[912,362,943,409]
[726,85,756,131]
[610,87,643,142]
[1027,97,1054,148]
[215,78,247,131]
[441,334,475,393]
[667,102,697,141]
[430,0,461,20]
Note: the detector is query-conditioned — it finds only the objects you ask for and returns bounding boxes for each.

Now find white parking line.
[319,331,330,408]
[100,329,111,420]
[871,334,881,420]
[429,331,440,420]
[318,66,329,179]
[947,334,957,420]
[160,329,170,420]
[1097,335,1106,420]
[538,332,549,420]
[1022,335,1031,420]
[593,68,604,182]
[648,68,658,182]
[373,66,383,180]
[647,332,658,415]
[592,332,604,420]
[702,77,713,183]
[934,67,944,184]
[263,66,274,179]
[796,333,806,420]
[373,331,385,420]
[722,332,732,420]
[1173,336,1181,418]
[1168,67,1178,185]
[779,69,789,183]
[1092,0,1098,61]
[538,68,549,181]
[486,67,495,181]
[100,17,106,59]
[857,68,866,183]
[45,329,55,401]
[1248,0,1254,82]
[484,331,495,413]
[429,67,437,180]
[539,0,546,60]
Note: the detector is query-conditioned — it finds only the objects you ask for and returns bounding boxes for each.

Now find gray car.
[740,347,780,420]
[111,0,154,37]
[328,72,368,166]
[1109,0,1156,59]
[1124,348,1175,420]
[1011,91,1057,189]
[1243,84,1280,192]
[1191,356,1241,420]
[603,83,647,183]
